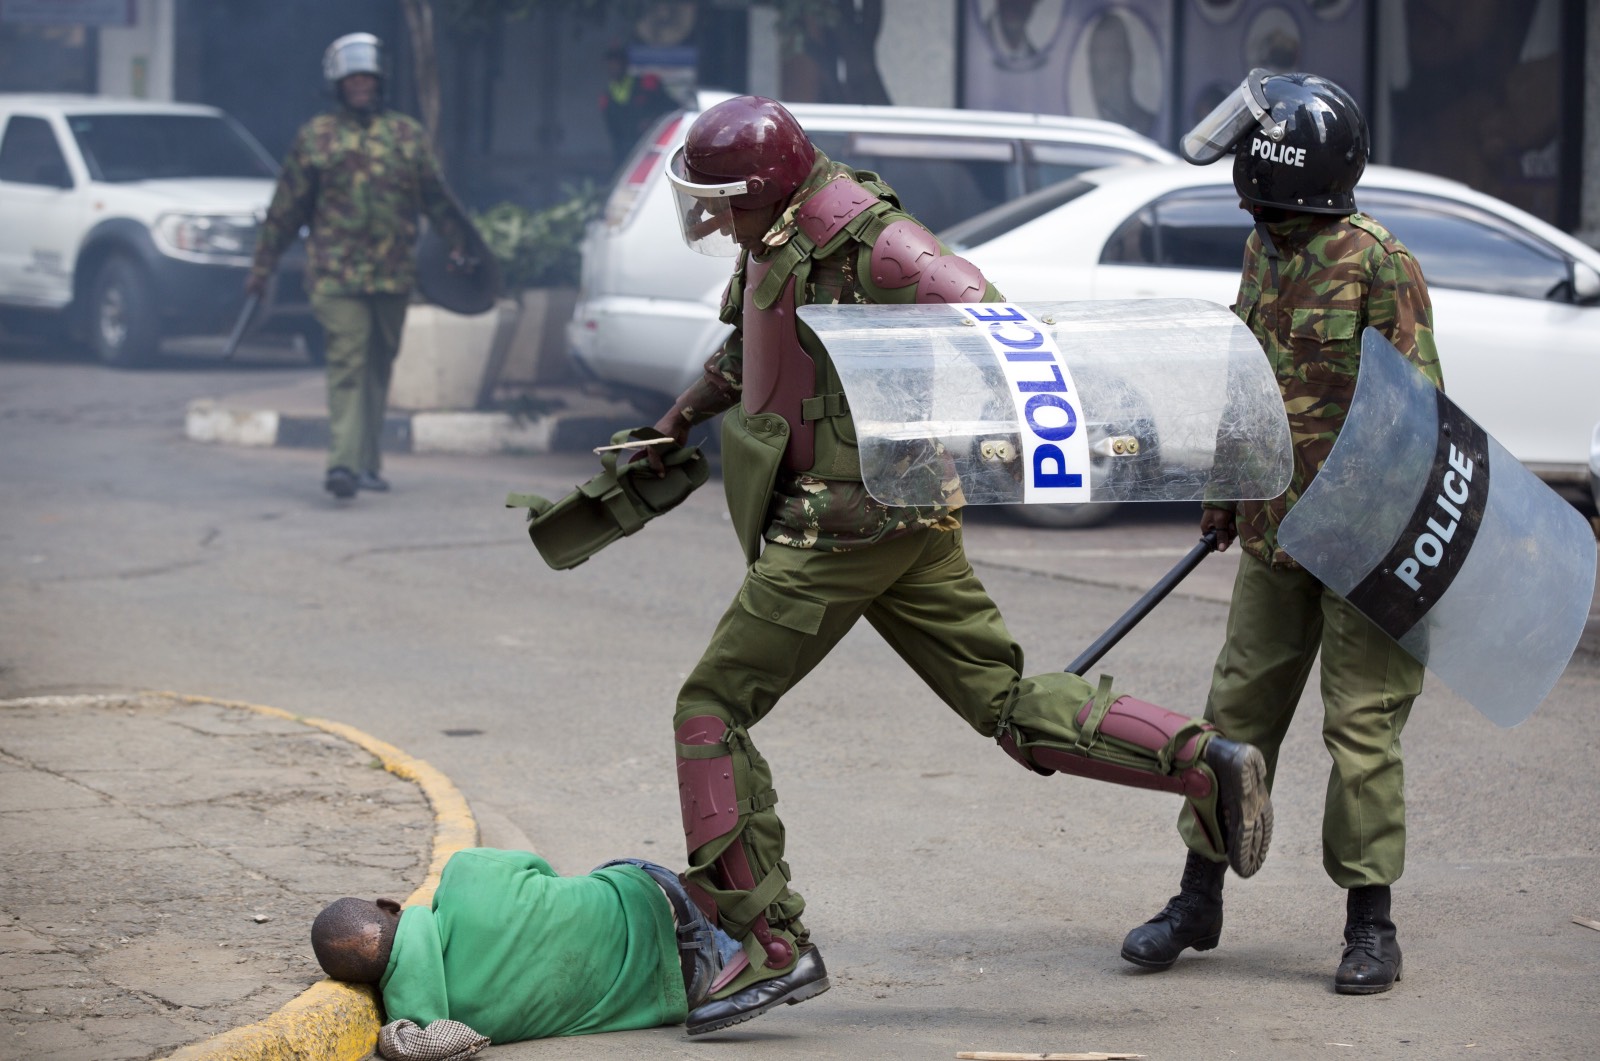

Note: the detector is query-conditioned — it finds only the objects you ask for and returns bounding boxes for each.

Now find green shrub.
[473,182,602,289]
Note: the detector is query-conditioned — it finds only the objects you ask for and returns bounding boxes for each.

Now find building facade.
[2,0,1594,241]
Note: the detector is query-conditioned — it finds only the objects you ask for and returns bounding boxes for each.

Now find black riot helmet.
[1181,69,1368,215]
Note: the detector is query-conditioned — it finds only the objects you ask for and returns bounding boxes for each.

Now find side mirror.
[1571,260,1600,305]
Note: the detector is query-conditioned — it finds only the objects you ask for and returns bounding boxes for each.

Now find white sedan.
[945,162,1600,526]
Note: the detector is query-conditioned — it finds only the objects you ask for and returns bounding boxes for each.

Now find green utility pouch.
[721,407,788,565]
[505,426,709,570]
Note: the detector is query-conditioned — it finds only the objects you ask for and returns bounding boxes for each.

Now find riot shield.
[1277,330,1596,726]
[416,194,502,316]
[795,299,1291,507]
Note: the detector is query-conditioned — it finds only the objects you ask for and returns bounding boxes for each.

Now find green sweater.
[380,849,686,1042]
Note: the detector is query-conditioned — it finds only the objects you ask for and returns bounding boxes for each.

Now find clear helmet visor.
[665,147,748,257]
[1180,68,1282,164]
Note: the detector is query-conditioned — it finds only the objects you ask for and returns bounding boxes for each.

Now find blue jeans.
[595,858,742,1008]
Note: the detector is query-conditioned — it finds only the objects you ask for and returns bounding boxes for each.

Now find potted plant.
[389,183,599,412]
[474,182,602,394]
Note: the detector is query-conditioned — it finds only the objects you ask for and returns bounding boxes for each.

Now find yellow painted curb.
[150,692,480,1061]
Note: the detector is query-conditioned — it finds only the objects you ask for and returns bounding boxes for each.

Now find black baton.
[1065,530,1220,676]
[221,293,261,361]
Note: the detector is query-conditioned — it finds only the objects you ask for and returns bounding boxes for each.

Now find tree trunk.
[400,0,442,153]
[781,0,890,105]
[835,0,890,105]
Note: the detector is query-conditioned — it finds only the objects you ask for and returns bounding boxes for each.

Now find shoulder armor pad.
[916,254,988,304]
[870,219,940,289]
[796,177,879,246]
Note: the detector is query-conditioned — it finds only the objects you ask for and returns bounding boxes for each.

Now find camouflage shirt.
[249,106,467,297]
[1218,211,1442,567]
[676,156,968,552]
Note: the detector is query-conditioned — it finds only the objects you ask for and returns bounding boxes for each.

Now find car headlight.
[153,213,258,264]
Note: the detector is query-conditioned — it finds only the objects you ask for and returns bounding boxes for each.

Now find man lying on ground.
[311,847,743,1057]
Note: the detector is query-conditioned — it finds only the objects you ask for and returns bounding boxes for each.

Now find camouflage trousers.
[673,525,1228,977]
[310,292,409,475]
[1177,553,1422,887]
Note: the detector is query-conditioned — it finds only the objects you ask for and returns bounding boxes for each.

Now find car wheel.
[1005,500,1122,529]
[87,256,160,367]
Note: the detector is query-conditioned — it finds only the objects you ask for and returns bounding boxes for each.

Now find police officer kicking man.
[1120,71,1442,994]
[247,33,471,500]
[647,95,1277,1035]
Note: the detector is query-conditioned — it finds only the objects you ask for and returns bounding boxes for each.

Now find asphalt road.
[3,344,1598,1060]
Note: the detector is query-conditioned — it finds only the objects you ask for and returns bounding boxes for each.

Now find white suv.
[0,94,314,366]
[568,93,1177,416]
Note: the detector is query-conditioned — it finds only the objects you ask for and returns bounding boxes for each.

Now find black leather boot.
[685,943,830,1035]
[1120,851,1227,970]
[1204,736,1272,878]
[1335,885,1402,994]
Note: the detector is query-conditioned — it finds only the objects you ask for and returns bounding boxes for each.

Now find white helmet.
[323,33,384,86]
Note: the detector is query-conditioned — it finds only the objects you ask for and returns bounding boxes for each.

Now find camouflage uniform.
[668,156,1250,992]
[1182,211,1442,886]
[250,106,467,477]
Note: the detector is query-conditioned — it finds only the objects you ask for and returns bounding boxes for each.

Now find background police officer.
[1121,70,1443,995]
[247,33,469,500]
[650,95,1276,1035]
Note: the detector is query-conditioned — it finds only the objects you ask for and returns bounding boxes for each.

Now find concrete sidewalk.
[183,372,644,456]
[0,692,475,1061]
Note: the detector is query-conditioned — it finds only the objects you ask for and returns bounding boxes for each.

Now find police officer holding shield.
[647,95,1277,1035]
[1120,71,1442,994]
[247,33,472,500]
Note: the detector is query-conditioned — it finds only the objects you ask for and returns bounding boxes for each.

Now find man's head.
[664,95,817,256]
[323,33,385,113]
[605,43,628,81]
[1180,69,1368,218]
[311,897,402,984]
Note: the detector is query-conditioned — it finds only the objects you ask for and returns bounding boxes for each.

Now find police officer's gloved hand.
[244,272,268,298]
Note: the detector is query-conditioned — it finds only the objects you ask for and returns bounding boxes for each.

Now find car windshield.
[941,178,1096,248]
[67,114,275,182]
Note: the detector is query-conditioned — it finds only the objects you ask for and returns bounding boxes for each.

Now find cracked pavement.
[0,693,431,1061]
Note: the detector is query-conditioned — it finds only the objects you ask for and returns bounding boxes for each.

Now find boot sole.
[1214,743,1272,878]
[685,976,831,1036]
[1120,930,1221,970]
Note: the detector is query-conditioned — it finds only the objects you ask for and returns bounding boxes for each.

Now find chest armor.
[741,177,880,472]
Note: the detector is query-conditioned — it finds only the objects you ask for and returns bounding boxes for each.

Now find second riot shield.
[795,299,1292,508]
[1277,330,1596,726]
[416,194,502,316]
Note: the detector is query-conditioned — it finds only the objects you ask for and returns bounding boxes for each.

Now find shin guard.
[676,715,795,971]
[1009,692,1216,799]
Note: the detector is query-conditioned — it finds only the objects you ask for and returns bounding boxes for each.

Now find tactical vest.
[734,173,990,480]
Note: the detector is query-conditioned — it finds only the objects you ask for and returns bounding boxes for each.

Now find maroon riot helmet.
[666,95,815,255]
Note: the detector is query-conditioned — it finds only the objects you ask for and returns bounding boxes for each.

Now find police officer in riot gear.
[649,95,1277,1035]
[247,33,470,500]
[1123,71,1442,995]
